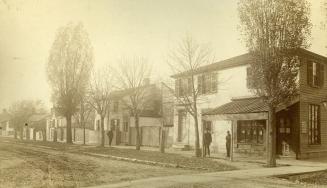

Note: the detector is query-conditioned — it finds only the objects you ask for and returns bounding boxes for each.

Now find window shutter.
[187,78,192,95]
[307,62,313,86]
[198,75,203,95]
[211,72,218,93]
[319,63,324,87]
[175,79,180,97]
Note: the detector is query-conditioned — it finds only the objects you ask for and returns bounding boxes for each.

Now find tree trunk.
[267,104,277,167]
[14,129,17,139]
[135,114,141,150]
[100,116,105,147]
[66,115,73,144]
[26,127,30,140]
[193,114,201,157]
[54,129,57,142]
[33,129,36,141]
[83,122,86,145]
[42,129,46,142]
[20,127,23,140]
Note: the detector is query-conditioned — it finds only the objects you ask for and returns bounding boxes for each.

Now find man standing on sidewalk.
[107,129,113,147]
[204,129,212,157]
[226,131,231,157]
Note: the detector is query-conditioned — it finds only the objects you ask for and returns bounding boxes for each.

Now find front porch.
[203,97,300,159]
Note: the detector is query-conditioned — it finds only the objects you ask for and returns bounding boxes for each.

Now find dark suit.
[107,130,113,146]
[226,134,231,157]
[204,132,212,156]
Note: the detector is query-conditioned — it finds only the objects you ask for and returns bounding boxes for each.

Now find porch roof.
[203,97,268,116]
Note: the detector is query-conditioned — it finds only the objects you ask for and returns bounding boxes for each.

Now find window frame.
[308,104,321,145]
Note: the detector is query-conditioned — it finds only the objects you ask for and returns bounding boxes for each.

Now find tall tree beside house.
[46,22,94,144]
[167,36,214,157]
[116,57,152,150]
[238,0,311,167]
[88,66,114,147]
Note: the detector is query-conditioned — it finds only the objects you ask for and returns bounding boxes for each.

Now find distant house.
[0,109,13,137]
[173,48,327,159]
[94,81,174,147]
[27,113,49,141]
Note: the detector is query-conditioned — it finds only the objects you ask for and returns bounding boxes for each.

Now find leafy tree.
[8,100,46,140]
[238,0,311,167]
[46,22,94,144]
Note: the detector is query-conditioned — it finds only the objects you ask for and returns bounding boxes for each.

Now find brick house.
[173,48,327,159]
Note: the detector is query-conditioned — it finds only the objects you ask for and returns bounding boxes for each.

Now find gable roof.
[203,97,268,116]
[28,113,49,122]
[171,53,252,78]
[171,48,327,79]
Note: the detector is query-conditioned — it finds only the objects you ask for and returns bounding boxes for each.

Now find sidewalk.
[89,164,327,188]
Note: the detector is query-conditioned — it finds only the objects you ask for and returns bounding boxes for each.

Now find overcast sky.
[0,0,326,110]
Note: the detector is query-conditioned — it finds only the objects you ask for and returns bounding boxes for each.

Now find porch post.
[266,119,269,162]
[230,120,235,161]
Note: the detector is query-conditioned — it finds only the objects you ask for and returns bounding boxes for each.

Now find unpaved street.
[0,139,195,188]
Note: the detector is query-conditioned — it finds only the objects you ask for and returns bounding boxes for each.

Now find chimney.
[143,78,150,86]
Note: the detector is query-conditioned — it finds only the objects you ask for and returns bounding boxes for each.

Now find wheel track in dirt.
[0,141,99,187]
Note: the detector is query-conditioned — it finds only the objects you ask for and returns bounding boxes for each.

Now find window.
[96,120,100,130]
[198,72,218,95]
[246,67,255,89]
[237,120,265,144]
[308,104,320,145]
[202,120,212,132]
[308,62,324,87]
[113,101,119,112]
[175,78,192,97]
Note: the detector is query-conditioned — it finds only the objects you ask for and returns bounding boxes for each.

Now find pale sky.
[0,0,326,110]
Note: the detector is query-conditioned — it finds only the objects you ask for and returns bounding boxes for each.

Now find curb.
[83,152,210,171]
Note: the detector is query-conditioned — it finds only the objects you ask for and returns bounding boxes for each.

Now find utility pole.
[159,82,165,153]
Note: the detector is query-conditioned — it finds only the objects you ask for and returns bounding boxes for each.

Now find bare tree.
[74,95,93,145]
[116,57,152,150]
[46,22,94,144]
[167,36,214,157]
[238,0,311,167]
[88,66,114,147]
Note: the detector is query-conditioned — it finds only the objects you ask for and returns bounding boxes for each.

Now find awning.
[202,97,269,121]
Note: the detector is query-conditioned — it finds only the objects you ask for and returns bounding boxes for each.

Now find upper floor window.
[246,67,255,89]
[308,62,324,87]
[113,101,119,112]
[198,72,217,95]
[175,77,192,97]
[308,104,321,145]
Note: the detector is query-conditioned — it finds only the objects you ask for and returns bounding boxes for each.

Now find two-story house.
[94,81,174,147]
[173,49,327,159]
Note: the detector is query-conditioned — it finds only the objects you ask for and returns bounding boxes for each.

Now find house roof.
[28,113,49,122]
[203,97,268,116]
[110,84,157,98]
[171,48,327,79]
[171,53,252,78]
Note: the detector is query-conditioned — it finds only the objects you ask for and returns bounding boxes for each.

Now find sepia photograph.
[1,0,327,187]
